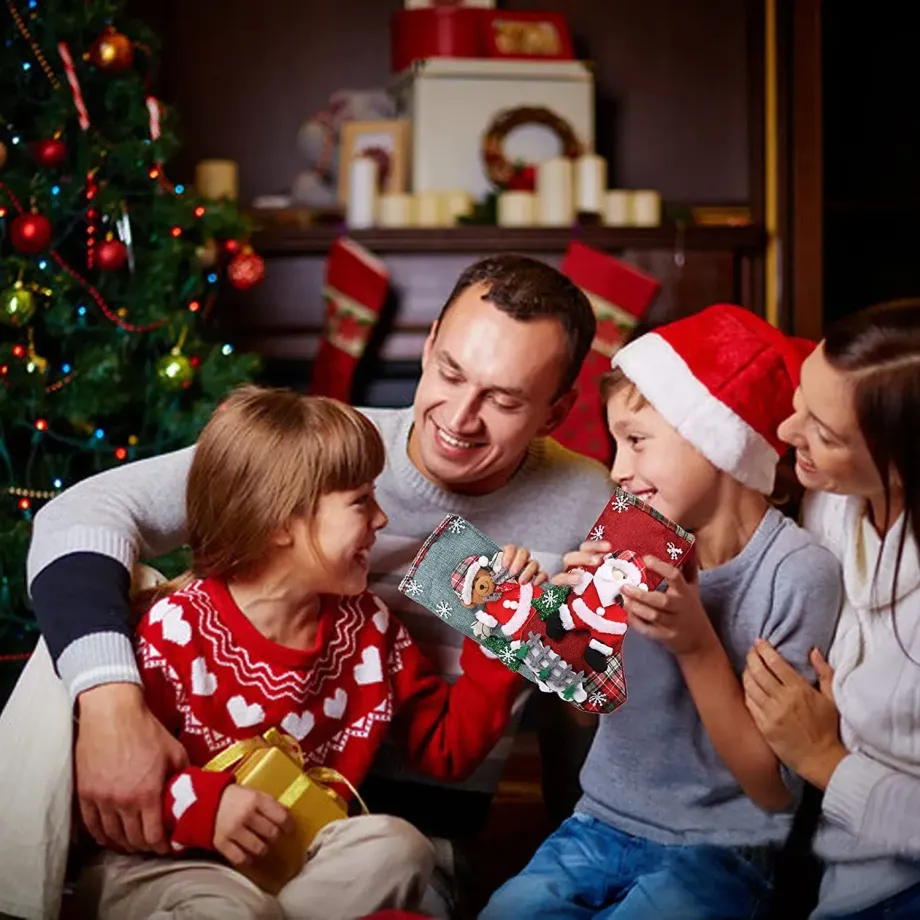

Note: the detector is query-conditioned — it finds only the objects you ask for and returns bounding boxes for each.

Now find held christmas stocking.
[554,242,661,465]
[308,236,389,403]
[398,489,694,715]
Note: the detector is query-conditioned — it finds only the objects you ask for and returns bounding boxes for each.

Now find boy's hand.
[620,555,717,658]
[501,544,546,586]
[213,784,294,867]
[551,541,612,587]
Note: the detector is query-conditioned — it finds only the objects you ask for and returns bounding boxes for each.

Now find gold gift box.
[204,729,365,894]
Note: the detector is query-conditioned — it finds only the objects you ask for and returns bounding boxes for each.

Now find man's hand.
[213,785,294,867]
[75,683,188,853]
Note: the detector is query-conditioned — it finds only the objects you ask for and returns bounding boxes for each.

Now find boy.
[481,304,843,919]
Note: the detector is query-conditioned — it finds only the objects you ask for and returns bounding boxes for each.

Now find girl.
[76,385,526,920]
[743,299,920,919]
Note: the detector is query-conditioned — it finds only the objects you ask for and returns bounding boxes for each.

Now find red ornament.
[228,248,265,290]
[507,164,536,192]
[96,239,128,272]
[223,238,241,255]
[10,213,52,253]
[34,137,67,169]
[89,26,135,73]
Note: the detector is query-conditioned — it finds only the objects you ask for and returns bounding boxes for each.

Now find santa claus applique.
[561,549,648,672]
[451,553,538,641]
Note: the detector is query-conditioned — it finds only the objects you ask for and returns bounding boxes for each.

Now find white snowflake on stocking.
[448,518,466,535]
[435,601,453,620]
[589,690,608,707]
[666,542,681,560]
[404,579,422,598]
[498,646,519,666]
[611,494,630,514]
[590,524,606,541]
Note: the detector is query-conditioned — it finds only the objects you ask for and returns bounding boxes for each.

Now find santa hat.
[606,549,647,585]
[450,554,498,605]
[611,304,815,494]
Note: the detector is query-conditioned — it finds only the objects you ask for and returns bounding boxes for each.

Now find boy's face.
[605,386,720,530]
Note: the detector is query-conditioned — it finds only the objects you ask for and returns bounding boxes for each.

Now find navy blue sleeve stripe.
[30,552,133,663]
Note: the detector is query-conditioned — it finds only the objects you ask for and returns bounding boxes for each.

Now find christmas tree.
[0,0,262,691]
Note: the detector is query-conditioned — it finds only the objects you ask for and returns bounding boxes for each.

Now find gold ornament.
[156,351,193,389]
[0,282,36,326]
[0,140,7,170]
[196,238,219,269]
[89,26,135,72]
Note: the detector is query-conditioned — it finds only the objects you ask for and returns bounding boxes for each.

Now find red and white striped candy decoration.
[57,42,90,130]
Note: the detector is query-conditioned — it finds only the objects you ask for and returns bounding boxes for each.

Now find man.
[24,253,612,912]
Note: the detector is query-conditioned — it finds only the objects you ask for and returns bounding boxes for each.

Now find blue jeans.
[825,881,920,920]
[480,813,775,920]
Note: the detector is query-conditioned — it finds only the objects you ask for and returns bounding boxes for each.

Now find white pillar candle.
[604,190,631,226]
[537,156,574,227]
[631,189,662,227]
[416,191,445,227]
[442,190,473,225]
[195,159,238,200]
[346,156,378,229]
[497,191,536,227]
[575,153,607,215]
[377,192,415,228]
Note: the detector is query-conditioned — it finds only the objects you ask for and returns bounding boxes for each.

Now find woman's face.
[777,343,885,499]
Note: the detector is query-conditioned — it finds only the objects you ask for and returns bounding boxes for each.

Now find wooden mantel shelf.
[250,224,766,257]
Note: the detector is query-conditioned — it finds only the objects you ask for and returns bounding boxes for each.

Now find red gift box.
[391,7,486,74]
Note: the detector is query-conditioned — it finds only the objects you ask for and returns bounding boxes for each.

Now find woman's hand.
[743,640,847,789]
[501,544,546,586]
[619,555,717,659]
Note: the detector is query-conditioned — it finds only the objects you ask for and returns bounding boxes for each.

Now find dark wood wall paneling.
[128,0,762,383]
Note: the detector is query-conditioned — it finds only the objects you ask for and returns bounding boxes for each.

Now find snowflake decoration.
[666,542,681,560]
[542,584,566,605]
[611,494,630,514]
[435,601,453,620]
[404,579,423,598]
[448,518,466,535]
[590,524,606,541]
[588,690,608,707]
[498,646,519,666]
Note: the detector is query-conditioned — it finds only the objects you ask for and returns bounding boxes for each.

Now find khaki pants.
[76,814,435,920]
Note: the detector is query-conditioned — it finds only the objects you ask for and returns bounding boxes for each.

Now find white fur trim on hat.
[613,334,779,494]
[462,555,491,605]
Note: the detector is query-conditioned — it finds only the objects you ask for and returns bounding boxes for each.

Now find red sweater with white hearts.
[136,577,521,853]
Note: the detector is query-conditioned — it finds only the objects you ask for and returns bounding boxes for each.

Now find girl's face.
[777,344,884,499]
[288,481,388,596]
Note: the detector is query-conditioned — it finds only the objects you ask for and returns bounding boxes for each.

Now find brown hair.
[136,386,385,610]
[599,366,648,409]
[823,298,920,655]
[435,253,596,396]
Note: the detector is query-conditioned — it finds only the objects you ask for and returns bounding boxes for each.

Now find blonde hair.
[136,386,385,610]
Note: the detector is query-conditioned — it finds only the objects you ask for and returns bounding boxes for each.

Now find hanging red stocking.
[555,242,661,465]
[308,237,389,403]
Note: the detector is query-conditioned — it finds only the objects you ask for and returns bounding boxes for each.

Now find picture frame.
[338,119,411,206]
[483,11,574,61]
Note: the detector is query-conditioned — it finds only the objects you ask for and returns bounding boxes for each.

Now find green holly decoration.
[533,584,570,620]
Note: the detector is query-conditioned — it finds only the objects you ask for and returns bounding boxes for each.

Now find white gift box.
[391,57,594,199]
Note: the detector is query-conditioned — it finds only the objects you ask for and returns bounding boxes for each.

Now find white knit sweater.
[803,491,920,917]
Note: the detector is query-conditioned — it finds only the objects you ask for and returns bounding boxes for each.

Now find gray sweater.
[27,406,612,812]
[577,506,843,849]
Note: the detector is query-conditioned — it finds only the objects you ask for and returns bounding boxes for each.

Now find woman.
[743,298,920,919]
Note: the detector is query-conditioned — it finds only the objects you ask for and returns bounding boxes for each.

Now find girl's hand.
[743,639,846,789]
[551,540,612,588]
[619,555,717,659]
[213,784,293,867]
[501,544,546,586]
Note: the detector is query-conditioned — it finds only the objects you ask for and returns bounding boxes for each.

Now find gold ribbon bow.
[203,727,369,815]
